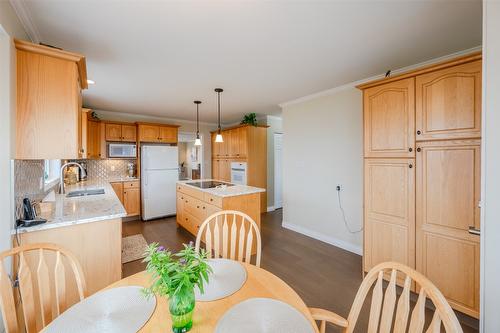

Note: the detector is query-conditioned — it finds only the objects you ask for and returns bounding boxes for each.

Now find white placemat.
[215,298,315,333]
[44,286,156,333]
[195,259,247,302]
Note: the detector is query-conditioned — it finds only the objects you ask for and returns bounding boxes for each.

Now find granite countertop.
[13,180,127,234]
[177,179,265,198]
[107,176,140,182]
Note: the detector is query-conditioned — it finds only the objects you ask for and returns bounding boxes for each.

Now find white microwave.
[108,143,137,158]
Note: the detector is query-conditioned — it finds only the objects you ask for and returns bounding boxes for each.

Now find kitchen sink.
[66,188,105,197]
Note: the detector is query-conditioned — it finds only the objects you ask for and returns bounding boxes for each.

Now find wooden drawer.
[204,193,222,208]
[180,211,202,235]
[123,180,139,188]
[177,184,204,200]
[183,195,203,218]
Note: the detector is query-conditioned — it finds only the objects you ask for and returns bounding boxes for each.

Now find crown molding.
[92,109,219,127]
[9,0,40,43]
[279,45,482,108]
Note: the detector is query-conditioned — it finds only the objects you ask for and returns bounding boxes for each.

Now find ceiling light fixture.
[194,100,202,146]
[87,79,95,85]
[215,88,224,143]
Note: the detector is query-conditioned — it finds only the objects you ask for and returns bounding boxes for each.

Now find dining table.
[100,263,320,332]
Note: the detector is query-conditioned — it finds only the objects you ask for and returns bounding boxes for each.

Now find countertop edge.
[12,212,127,235]
[177,179,266,198]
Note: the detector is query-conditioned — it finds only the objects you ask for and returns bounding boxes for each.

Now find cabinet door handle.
[417,147,421,152]
[408,148,413,152]
[417,130,421,135]
[409,164,413,168]
[468,226,480,236]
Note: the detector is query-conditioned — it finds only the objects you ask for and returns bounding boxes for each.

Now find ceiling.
[13,0,482,123]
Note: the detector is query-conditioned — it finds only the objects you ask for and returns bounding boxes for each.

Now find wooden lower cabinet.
[15,218,122,310]
[364,159,415,278]
[110,182,124,202]
[124,188,140,216]
[416,139,480,317]
[110,180,140,217]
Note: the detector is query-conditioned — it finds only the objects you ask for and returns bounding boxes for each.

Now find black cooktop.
[186,181,235,189]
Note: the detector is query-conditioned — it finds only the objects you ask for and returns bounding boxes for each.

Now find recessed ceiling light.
[87,79,95,85]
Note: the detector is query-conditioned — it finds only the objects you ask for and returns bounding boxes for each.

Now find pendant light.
[194,100,202,146]
[215,88,224,143]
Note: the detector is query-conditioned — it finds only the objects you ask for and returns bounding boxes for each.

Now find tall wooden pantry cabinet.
[211,125,267,212]
[358,52,482,318]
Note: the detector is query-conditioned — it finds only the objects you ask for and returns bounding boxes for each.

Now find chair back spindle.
[195,210,262,267]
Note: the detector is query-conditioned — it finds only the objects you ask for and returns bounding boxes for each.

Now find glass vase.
[169,287,195,333]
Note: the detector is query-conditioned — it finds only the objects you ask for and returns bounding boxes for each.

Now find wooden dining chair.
[195,210,262,267]
[309,261,463,333]
[0,243,87,333]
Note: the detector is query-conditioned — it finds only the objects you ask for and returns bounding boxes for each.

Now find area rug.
[122,234,149,264]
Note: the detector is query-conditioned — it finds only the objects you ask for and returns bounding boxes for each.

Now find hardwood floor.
[122,209,478,332]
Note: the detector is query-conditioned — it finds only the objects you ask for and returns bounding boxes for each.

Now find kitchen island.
[176,180,265,236]
[12,181,126,305]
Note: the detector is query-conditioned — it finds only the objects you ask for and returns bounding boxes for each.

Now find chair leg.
[320,320,326,333]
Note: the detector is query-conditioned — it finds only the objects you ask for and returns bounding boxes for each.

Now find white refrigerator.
[141,145,178,220]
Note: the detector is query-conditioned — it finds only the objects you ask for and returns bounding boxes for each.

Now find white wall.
[481,2,500,331]
[281,87,363,254]
[0,2,28,332]
[94,109,217,178]
[264,115,283,210]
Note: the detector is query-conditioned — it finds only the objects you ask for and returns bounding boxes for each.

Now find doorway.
[178,132,203,180]
[274,133,283,209]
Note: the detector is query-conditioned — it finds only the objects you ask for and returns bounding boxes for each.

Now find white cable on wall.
[337,188,363,234]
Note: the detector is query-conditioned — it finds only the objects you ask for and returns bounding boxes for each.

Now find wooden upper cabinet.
[211,133,220,157]
[138,124,178,143]
[159,126,178,143]
[364,158,415,275]
[416,139,480,317]
[237,127,248,158]
[105,123,122,141]
[363,78,415,158]
[87,119,101,159]
[15,39,88,159]
[416,60,482,141]
[105,123,137,142]
[121,124,137,142]
[228,129,242,158]
[138,124,160,142]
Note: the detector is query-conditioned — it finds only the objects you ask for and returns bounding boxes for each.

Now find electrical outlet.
[336,185,341,191]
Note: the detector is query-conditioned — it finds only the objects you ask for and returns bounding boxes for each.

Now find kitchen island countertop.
[176,179,265,198]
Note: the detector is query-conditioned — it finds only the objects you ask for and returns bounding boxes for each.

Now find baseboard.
[267,206,275,212]
[282,222,362,256]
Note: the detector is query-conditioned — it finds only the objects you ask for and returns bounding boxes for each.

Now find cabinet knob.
[408,148,413,152]
[417,147,421,152]
[409,164,413,168]
[417,130,421,135]
[197,205,200,209]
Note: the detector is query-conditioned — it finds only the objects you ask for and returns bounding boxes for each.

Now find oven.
[230,162,247,185]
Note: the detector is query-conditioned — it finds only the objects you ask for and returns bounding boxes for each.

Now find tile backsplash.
[71,159,137,180]
[14,160,46,219]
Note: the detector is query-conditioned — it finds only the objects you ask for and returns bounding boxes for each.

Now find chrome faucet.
[59,162,87,194]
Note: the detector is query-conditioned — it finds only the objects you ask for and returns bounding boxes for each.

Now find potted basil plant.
[143,243,212,333]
